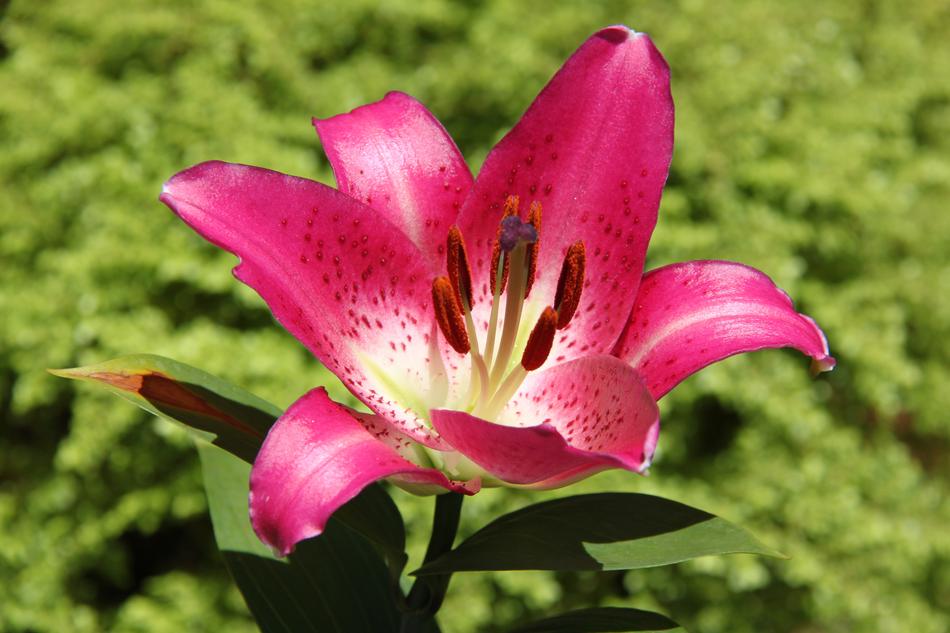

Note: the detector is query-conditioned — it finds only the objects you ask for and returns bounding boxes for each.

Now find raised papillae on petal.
[314,91,473,273]
[614,260,836,399]
[457,25,674,365]
[250,389,477,556]
[431,355,659,486]
[160,161,448,448]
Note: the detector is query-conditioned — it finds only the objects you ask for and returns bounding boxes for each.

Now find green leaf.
[198,442,403,633]
[333,480,408,579]
[415,493,783,575]
[509,607,683,632]
[53,354,408,577]
[51,354,279,464]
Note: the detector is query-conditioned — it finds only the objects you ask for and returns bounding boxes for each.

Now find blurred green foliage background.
[1,0,948,631]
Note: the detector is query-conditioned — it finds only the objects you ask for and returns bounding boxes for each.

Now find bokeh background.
[2,0,948,631]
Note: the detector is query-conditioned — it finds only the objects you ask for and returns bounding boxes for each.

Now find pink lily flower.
[159,26,834,556]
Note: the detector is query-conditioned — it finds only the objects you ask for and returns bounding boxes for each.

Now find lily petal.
[431,355,659,486]
[315,91,473,273]
[457,25,674,361]
[250,388,474,556]
[161,161,448,447]
[614,260,836,399]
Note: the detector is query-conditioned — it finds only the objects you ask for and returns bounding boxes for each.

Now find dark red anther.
[432,277,470,354]
[446,225,474,308]
[521,306,558,371]
[553,241,586,329]
[524,201,542,297]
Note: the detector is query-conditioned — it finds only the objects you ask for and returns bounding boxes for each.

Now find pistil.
[432,197,586,420]
[487,215,537,387]
[483,197,518,371]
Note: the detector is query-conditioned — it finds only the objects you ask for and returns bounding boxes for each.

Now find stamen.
[520,306,558,370]
[442,225,488,406]
[553,241,586,329]
[446,225,474,308]
[432,276,470,354]
[489,242,509,296]
[524,201,542,297]
[459,291,491,410]
[489,197,519,295]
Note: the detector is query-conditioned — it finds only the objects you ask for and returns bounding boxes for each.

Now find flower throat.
[432,196,586,420]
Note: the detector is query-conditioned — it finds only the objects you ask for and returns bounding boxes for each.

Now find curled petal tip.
[811,355,837,376]
[617,261,836,399]
[638,418,661,473]
[599,24,641,42]
[800,314,836,374]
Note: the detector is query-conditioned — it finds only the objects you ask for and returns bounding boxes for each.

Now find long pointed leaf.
[510,607,683,632]
[415,493,783,575]
[51,354,278,463]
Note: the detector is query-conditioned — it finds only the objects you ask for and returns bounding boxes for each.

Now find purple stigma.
[499,216,538,252]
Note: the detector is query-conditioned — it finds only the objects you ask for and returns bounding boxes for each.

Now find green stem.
[399,493,464,632]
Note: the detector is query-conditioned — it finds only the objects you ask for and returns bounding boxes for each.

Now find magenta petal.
[614,260,836,399]
[160,161,447,448]
[315,92,473,272]
[431,355,659,486]
[457,26,674,362]
[250,388,474,556]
